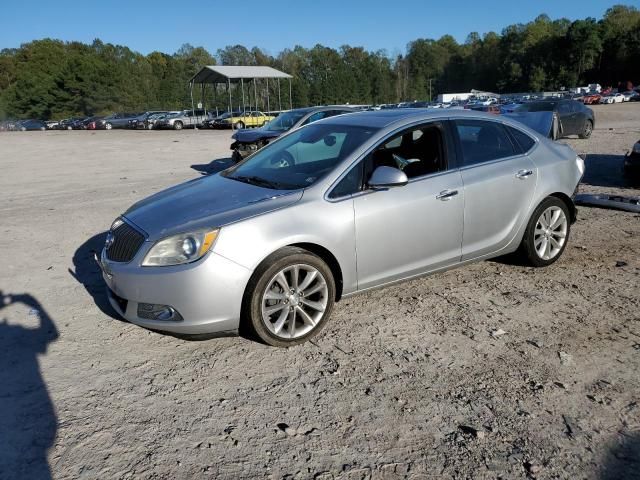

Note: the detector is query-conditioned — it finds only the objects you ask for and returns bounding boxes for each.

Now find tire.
[173,121,183,130]
[520,197,571,267]
[234,121,245,129]
[242,247,336,347]
[579,119,593,139]
[105,123,112,130]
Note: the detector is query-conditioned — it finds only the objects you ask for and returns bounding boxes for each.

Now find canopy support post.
[288,78,293,110]
[228,79,233,131]
[277,79,282,112]
[266,78,270,114]
[254,79,258,114]
[190,81,195,119]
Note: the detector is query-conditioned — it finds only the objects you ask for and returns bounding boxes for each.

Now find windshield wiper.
[230,175,284,190]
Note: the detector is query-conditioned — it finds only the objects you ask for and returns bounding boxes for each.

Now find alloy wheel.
[534,206,567,260]
[261,264,328,339]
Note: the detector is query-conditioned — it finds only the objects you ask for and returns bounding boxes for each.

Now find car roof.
[322,108,502,129]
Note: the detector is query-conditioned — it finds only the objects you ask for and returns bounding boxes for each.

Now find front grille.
[106,220,145,262]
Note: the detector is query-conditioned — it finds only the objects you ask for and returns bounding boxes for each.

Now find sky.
[0,0,636,57]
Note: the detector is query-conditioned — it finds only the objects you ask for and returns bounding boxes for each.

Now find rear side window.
[454,120,517,166]
[506,126,536,153]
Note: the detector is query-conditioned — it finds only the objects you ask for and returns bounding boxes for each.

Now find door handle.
[516,169,533,179]
[436,189,459,201]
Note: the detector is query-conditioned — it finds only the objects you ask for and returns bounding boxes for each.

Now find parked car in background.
[85,116,109,130]
[582,93,601,105]
[513,99,594,139]
[202,111,242,129]
[230,106,355,161]
[98,109,584,346]
[103,112,139,130]
[154,109,211,130]
[215,111,275,129]
[601,93,624,104]
[128,111,169,129]
[469,104,500,114]
[622,91,638,102]
[55,118,82,130]
[45,120,59,130]
[16,119,47,131]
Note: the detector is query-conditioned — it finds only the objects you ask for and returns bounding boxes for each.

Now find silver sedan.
[98,110,584,347]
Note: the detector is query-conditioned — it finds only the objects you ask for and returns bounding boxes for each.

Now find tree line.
[0,4,638,120]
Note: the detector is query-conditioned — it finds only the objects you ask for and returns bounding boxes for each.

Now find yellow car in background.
[214,111,275,129]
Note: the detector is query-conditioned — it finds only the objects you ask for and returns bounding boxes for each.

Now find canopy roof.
[190,65,292,84]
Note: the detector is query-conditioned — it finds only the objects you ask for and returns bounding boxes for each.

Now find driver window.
[367,123,446,180]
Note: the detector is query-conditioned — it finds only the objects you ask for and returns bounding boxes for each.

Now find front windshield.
[263,111,307,132]
[222,123,377,190]
[515,102,555,112]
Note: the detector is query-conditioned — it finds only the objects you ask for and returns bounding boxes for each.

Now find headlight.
[576,156,585,176]
[142,229,219,266]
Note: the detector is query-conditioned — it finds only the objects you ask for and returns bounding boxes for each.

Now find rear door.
[452,118,537,260]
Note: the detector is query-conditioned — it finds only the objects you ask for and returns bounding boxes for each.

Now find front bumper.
[98,249,252,335]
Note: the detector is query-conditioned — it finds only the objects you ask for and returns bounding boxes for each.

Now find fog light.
[137,303,183,321]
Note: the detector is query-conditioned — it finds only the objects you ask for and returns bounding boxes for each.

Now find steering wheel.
[271,150,295,168]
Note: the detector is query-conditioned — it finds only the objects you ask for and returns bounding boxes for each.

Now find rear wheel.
[234,121,245,129]
[173,121,183,130]
[243,247,336,347]
[579,120,593,139]
[520,197,570,267]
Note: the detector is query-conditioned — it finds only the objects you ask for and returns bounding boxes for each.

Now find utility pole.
[428,78,433,102]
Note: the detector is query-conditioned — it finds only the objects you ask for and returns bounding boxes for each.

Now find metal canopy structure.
[191,65,292,84]
[189,65,294,130]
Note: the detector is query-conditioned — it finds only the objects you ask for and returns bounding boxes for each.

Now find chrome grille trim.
[105,219,145,263]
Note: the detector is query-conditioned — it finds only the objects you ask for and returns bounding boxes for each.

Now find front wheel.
[520,197,570,267]
[173,121,183,130]
[243,247,336,347]
[234,121,245,129]
[104,123,112,130]
[579,120,593,139]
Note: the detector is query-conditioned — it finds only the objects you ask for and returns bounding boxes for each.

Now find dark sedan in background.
[103,112,139,130]
[16,119,47,131]
[508,99,594,140]
[229,106,355,161]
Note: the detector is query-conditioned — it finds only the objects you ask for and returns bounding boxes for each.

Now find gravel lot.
[1,104,639,480]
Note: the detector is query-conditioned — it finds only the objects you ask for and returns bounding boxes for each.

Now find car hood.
[123,174,303,240]
[233,128,283,143]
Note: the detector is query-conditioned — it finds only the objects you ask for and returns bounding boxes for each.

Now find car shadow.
[68,232,121,321]
[582,154,640,188]
[190,157,235,175]
[0,291,58,479]
[600,430,640,480]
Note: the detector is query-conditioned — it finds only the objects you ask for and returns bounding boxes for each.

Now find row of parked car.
[0,109,281,132]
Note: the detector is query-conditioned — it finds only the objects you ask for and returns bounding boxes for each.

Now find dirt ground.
[0,103,639,480]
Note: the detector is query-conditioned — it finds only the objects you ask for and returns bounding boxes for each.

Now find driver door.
[350,122,464,290]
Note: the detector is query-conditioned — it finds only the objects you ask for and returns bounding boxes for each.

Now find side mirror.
[368,166,408,189]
